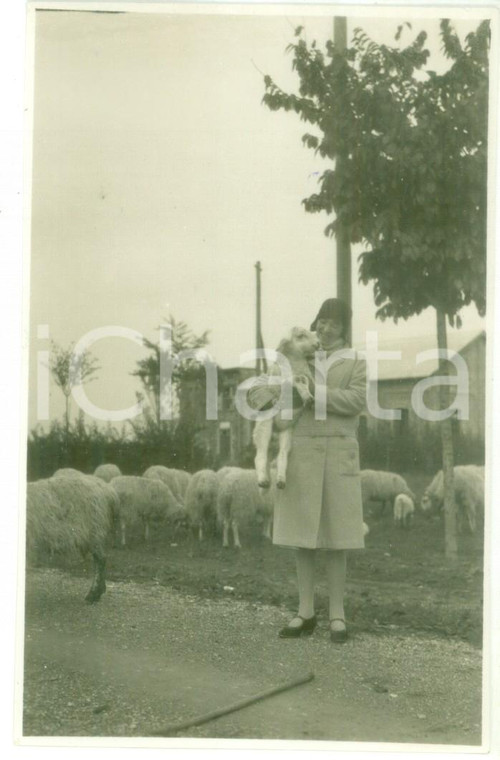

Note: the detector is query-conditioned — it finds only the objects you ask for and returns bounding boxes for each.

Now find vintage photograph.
[18,0,494,747]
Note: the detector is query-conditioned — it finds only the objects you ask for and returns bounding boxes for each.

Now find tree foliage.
[49,341,100,429]
[263,19,489,326]
[131,315,211,423]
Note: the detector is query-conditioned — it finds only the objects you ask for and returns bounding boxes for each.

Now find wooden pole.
[255,261,263,373]
[334,16,352,345]
[150,671,315,736]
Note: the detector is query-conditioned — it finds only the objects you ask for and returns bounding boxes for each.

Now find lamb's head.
[278,327,319,359]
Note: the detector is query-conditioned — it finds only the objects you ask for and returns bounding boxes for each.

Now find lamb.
[360,470,414,515]
[26,475,117,603]
[251,327,318,489]
[420,465,484,533]
[94,463,121,482]
[184,469,219,541]
[110,475,184,547]
[393,492,415,529]
[216,468,275,548]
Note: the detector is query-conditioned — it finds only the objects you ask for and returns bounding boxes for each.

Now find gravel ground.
[22,568,483,745]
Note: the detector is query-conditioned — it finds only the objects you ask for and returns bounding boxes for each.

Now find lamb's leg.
[254,420,273,488]
[222,519,230,548]
[276,429,293,489]
[232,520,241,549]
[198,524,203,542]
[85,550,106,603]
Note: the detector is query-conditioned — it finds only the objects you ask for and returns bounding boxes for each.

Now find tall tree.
[131,316,215,469]
[132,315,211,424]
[50,341,100,438]
[263,20,488,559]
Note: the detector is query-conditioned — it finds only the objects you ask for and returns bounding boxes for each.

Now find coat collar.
[308,341,350,372]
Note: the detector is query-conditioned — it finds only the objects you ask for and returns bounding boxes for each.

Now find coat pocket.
[338,444,360,476]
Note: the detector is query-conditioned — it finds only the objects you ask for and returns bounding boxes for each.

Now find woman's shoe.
[329,618,348,643]
[279,615,317,638]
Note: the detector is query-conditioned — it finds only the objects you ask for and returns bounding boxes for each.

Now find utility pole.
[255,261,265,374]
[334,16,352,344]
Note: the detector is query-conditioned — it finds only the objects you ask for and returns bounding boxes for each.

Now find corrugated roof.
[354,330,485,381]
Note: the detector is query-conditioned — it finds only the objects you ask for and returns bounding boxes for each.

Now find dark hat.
[310,298,352,333]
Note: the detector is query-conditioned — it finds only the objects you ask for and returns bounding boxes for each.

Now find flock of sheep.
[361,465,484,532]
[26,461,485,603]
[25,463,276,601]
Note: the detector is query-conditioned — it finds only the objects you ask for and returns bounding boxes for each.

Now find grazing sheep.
[110,476,184,547]
[361,470,413,515]
[251,327,318,489]
[143,465,185,502]
[26,475,117,603]
[421,465,484,533]
[216,468,275,548]
[53,467,87,478]
[184,469,219,541]
[143,466,192,502]
[94,463,121,483]
[393,493,415,529]
[174,470,192,499]
[216,466,241,484]
[52,470,118,521]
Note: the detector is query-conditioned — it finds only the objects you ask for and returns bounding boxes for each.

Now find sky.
[27,4,489,429]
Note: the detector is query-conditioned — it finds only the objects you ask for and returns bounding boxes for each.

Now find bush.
[27,414,201,481]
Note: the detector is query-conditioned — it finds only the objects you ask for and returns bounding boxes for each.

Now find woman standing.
[272,298,366,643]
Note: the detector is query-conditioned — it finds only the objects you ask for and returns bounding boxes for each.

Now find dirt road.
[22,568,482,744]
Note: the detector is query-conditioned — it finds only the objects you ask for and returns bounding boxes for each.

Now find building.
[357,329,486,469]
[179,366,255,468]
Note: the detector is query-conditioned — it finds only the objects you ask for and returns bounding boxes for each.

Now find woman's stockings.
[295,548,316,619]
[325,550,347,624]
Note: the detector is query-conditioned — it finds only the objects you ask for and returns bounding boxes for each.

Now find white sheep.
[252,327,318,489]
[26,475,117,603]
[216,468,275,548]
[110,475,184,547]
[184,469,219,541]
[361,470,414,515]
[174,469,192,499]
[53,467,87,478]
[143,466,192,503]
[216,466,242,484]
[93,463,121,482]
[143,465,182,501]
[393,492,415,529]
[421,465,484,533]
